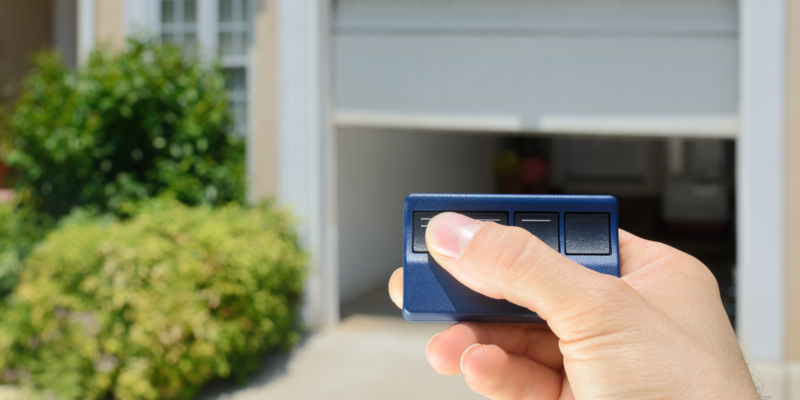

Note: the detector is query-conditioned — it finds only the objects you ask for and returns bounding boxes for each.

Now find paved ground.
[198,315,483,400]
[199,288,484,400]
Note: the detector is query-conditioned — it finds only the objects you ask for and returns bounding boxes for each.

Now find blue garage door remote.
[403,194,620,323]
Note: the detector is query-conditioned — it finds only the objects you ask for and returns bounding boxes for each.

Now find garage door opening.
[337,129,737,327]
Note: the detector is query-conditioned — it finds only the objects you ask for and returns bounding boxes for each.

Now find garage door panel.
[634,54,737,111]
[536,37,738,113]
[337,51,421,108]
[336,37,530,114]
[336,0,737,33]
[439,52,525,111]
[335,35,738,122]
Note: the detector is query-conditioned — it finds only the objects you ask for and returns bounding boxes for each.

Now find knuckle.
[640,240,720,294]
[662,250,719,294]
[686,258,720,294]
[639,240,676,265]
[487,229,548,285]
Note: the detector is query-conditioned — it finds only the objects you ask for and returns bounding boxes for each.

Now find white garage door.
[333,0,738,137]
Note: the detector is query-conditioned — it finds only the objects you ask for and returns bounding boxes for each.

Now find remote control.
[403,194,620,323]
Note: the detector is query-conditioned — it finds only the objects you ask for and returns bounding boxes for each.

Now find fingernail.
[460,343,481,374]
[426,213,484,259]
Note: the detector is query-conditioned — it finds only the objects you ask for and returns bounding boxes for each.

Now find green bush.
[0,201,49,298]
[0,199,306,400]
[2,38,244,219]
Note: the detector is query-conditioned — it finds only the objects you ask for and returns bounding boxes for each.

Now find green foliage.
[0,201,50,298]
[0,199,306,400]
[3,38,244,219]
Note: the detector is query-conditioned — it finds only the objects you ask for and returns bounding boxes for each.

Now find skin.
[387,212,761,400]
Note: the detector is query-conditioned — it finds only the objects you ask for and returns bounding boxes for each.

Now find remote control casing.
[403,194,620,323]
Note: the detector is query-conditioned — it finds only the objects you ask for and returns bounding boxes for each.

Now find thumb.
[425,212,635,339]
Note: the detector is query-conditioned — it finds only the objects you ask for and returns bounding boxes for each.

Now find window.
[160,0,198,57]
[226,68,248,136]
[218,0,253,136]
[219,0,253,60]
[158,0,253,136]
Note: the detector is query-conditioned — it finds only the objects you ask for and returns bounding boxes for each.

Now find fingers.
[427,323,562,375]
[425,213,635,337]
[388,268,403,308]
[617,229,666,276]
[461,344,563,400]
[617,229,638,247]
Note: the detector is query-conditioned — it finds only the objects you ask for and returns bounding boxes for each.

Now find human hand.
[388,212,760,399]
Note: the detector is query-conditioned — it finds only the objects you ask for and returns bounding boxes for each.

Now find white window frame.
[77,0,96,66]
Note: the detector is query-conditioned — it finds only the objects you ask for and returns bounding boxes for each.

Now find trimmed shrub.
[2,38,244,220]
[0,199,306,400]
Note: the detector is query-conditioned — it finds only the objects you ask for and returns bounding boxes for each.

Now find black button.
[413,212,508,253]
[565,213,610,255]
[515,213,559,251]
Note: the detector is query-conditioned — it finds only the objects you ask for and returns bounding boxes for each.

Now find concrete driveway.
[199,314,484,400]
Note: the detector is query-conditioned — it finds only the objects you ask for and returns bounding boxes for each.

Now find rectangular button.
[565,213,611,255]
[413,212,508,253]
[515,213,559,251]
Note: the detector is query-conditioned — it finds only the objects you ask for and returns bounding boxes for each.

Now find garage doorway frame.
[277,2,789,370]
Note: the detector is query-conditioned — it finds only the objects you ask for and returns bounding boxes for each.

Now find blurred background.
[0,0,798,399]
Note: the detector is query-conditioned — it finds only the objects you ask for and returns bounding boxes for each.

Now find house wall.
[95,0,125,50]
[786,0,800,362]
[0,0,53,103]
[336,128,499,304]
[249,0,279,202]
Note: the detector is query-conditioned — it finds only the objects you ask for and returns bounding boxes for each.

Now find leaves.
[0,39,298,399]
[0,199,306,399]
[2,38,244,220]
[0,200,51,298]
